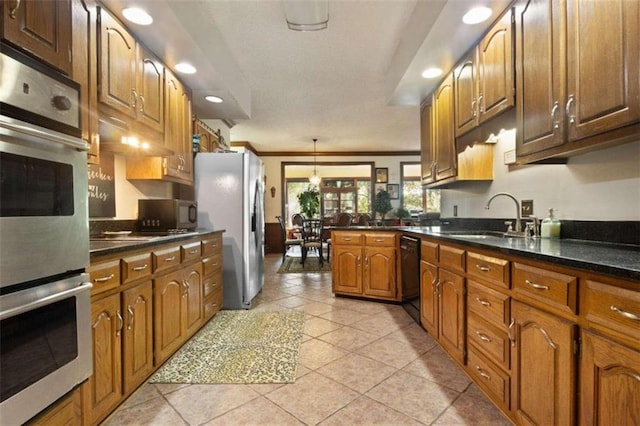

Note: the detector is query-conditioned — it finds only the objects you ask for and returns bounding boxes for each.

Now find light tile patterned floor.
[104,253,512,425]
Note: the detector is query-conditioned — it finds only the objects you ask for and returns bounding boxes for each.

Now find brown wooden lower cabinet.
[27,386,82,426]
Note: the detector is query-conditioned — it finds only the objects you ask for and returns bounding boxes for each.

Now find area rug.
[277,255,331,273]
[150,310,305,384]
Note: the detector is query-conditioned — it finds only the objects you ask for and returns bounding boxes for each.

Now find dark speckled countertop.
[403,226,640,282]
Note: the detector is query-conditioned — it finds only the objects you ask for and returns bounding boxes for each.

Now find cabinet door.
[2,0,72,74]
[420,100,435,184]
[164,70,182,178]
[84,294,122,425]
[515,0,566,156]
[332,245,362,295]
[478,8,514,124]
[511,300,576,426]
[420,260,438,336]
[137,46,164,133]
[566,0,639,141]
[178,88,193,180]
[153,272,185,364]
[183,265,203,336]
[99,8,136,118]
[433,73,456,181]
[122,281,153,394]
[363,246,396,299]
[438,268,466,364]
[454,49,479,137]
[580,331,640,425]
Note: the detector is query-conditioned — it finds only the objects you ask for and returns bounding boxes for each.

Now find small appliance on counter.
[138,199,197,232]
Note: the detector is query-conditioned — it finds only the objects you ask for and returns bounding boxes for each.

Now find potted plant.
[395,206,412,225]
[372,189,393,222]
[297,186,320,218]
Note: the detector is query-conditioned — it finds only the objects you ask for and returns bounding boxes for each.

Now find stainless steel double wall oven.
[0,44,92,425]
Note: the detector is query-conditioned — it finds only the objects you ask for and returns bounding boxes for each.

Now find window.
[400,162,440,214]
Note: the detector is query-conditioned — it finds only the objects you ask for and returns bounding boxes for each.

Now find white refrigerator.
[195,151,265,309]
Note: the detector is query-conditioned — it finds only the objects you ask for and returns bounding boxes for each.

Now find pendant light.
[309,138,321,186]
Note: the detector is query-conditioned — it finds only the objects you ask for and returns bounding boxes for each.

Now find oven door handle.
[0,281,92,320]
[0,116,88,151]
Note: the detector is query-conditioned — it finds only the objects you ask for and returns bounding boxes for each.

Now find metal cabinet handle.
[343,237,352,241]
[476,366,491,380]
[475,264,490,272]
[164,256,176,262]
[9,0,20,18]
[476,331,492,343]
[551,101,560,129]
[139,95,145,112]
[132,264,148,271]
[471,99,477,117]
[189,249,198,254]
[525,279,549,290]
[508,318,516,347]
[375,239,384,242]
[132,89,137,109]
[475,297,491,307]
[357,256,361,266]
[478,94,484,113]
[435,280,441,296]
[565,95,575,124]
[182,280,188,297]
[94,273,115,283]
[92,311,111,329]
[116,310,123,336]
[127,305,134,330]
[610,305,640,321]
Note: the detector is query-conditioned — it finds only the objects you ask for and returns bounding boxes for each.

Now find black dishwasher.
[400,235,421,324]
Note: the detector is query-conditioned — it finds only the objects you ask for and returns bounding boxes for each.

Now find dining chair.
[291,213,305,227]
[276,216,302,262]
[357,213,372,226]
[300,218,325,267]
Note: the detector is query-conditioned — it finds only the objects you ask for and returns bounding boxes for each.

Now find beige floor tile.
[203,396,304,425]
[298,338,348,370]
[119,383,162,409]
[386,322,439,353]
[319,395,424,426]
[103,394,186,426]
[317,326,381,351]
[317,353,397,393]
[356,336,425,369]
[294,301,335,316]
[350,315,408,337]
[275,295,311,309]
[402,346,472,392]
[303,316,343,337]
[366,371,459,424]
[153,383,191,395]
[265,372,359,425]
[164,384,260,425]
[433,392,513,425]
[318,308,372,326]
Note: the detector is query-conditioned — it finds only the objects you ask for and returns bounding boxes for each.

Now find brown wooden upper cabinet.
[420,100,435,183]
[98,8,164,134]
[2,0,72,74]
[515,0,639,161]
[454,8,514,137]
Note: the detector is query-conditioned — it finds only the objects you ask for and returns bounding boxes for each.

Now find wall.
[441,135,640,221]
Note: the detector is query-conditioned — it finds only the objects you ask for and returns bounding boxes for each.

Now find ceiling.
[101,0,512,153]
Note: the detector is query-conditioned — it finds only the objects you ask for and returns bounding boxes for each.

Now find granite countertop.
[90,228,222,258]
[402,226,640,282]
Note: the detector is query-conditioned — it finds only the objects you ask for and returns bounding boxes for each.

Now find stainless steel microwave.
[138,199,198,232]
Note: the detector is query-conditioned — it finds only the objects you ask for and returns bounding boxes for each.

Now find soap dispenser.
[541,208,561,238]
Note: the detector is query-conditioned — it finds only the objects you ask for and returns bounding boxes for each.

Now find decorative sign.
[88,151,116,218]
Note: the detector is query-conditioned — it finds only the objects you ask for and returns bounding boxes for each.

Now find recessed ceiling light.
[122,7,153,25]
[462,6,492,25]
[421,67,443,79]
[175,63,197,74]
[205,96,224,104]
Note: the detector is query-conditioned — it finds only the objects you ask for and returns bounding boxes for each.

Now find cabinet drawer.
[421,240,438,263]
[121,253,152,284]
[332,232,362,245]
[513,263,577,315]
[204,288,223,318]
[152,246,181,273]
[467,348,510,411]
[581,279,640,350]
[202,273,222,298]
[202,255,222,277]
[364,232,396,247]
[468,313,511,371]
[201,234,222,256]
[467,251,509,289]
[468,279,510,328]
[181,241,202,263]
[439,245,465,273]
[88,260,121,295]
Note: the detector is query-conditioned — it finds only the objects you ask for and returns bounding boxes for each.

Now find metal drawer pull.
[9,0,20,18]
[375,238,384,242]
[476,331,492,343]
[164,256,176,262]
[475,264,490,272]
[132,264,148,271]
[610,305,640,321]
[94,273,115,283]
[189,249,199,254]
[525,279,549,290]
[476,366,491,380]
[343,237,352,241]
[475,297,491,307]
